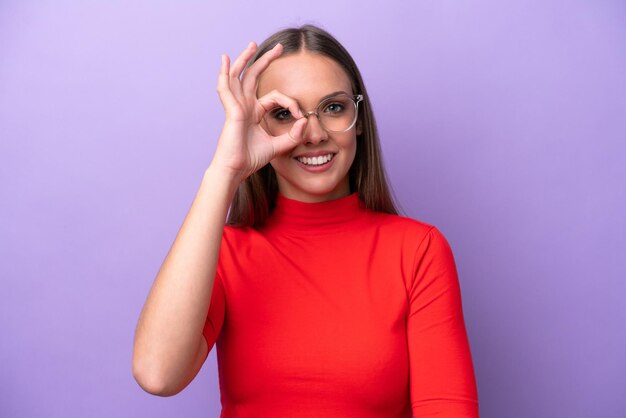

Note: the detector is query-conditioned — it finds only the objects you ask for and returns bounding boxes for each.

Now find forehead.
[257,51,353,106]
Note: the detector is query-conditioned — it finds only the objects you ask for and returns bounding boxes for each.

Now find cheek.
[345,135,358,161]
[268,154,291,176]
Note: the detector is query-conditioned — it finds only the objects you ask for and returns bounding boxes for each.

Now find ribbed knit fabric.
[203,192,479,417]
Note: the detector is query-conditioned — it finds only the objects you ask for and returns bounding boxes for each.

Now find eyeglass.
[264,93,364,136]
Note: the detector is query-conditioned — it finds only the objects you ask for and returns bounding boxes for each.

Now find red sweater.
[203,193,478,417]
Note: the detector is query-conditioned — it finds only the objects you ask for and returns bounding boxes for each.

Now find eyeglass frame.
[264,93,364,134]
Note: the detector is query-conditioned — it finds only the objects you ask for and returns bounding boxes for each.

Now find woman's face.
[257,51,359,203]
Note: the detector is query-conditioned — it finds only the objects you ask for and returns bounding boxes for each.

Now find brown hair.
[227,24,399,227]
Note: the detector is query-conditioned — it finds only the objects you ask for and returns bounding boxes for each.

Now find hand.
[211,42,308,182]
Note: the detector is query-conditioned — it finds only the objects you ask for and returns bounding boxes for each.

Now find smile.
[295,153,335,166]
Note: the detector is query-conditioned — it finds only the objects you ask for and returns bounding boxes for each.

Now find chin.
[271,154,354,202]
[281,179,350,203]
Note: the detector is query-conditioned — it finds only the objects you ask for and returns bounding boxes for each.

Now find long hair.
[227,24,399,227]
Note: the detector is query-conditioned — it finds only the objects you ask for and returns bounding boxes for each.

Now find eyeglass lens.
[264,93,359,136]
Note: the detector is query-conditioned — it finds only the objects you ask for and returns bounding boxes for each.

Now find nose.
[302,113,328,145]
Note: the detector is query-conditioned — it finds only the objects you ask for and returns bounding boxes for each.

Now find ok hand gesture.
[211,42,308,182]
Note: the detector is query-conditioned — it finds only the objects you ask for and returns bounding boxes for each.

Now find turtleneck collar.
[264,192,367,234]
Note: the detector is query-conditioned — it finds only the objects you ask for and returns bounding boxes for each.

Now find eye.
[323,102,345,114]
[270,108,294,123]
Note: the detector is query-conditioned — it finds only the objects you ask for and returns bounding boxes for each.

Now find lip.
[293,152,336,173]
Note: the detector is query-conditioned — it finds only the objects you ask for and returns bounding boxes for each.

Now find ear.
[356,121,363,136]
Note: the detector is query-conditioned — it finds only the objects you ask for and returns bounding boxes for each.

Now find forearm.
[132,164,239,395]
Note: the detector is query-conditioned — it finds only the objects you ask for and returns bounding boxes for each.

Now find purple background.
[1,1,625,417]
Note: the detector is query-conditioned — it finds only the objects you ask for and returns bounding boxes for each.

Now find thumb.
[272,117,308,156]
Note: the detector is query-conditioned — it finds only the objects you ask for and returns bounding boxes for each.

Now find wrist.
[203,163,244,192]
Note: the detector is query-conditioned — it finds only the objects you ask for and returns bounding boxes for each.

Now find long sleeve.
[407,227,479,417]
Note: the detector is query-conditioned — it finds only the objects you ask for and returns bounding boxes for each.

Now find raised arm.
[131,42,308,396]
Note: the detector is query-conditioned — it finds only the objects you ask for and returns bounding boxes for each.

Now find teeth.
[297,153,334,166]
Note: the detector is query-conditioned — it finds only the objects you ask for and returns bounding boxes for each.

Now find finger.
[272,118,308,156]
[230,42,257,77]
[229,42,257,97]
[216,54,238,109]
[241,43,283,96]
[256,90,303,123]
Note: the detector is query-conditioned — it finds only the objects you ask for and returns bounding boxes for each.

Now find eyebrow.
[292,91,350,110]
[319,91,349,102]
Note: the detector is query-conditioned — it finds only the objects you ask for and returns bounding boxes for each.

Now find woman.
[133,25,479,417]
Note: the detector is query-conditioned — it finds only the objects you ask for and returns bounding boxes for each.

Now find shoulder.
[221,224,285,255]
[222,224,264,247]
[369,211,432,230]
[365,211,454,257]
[366,210,437,240]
